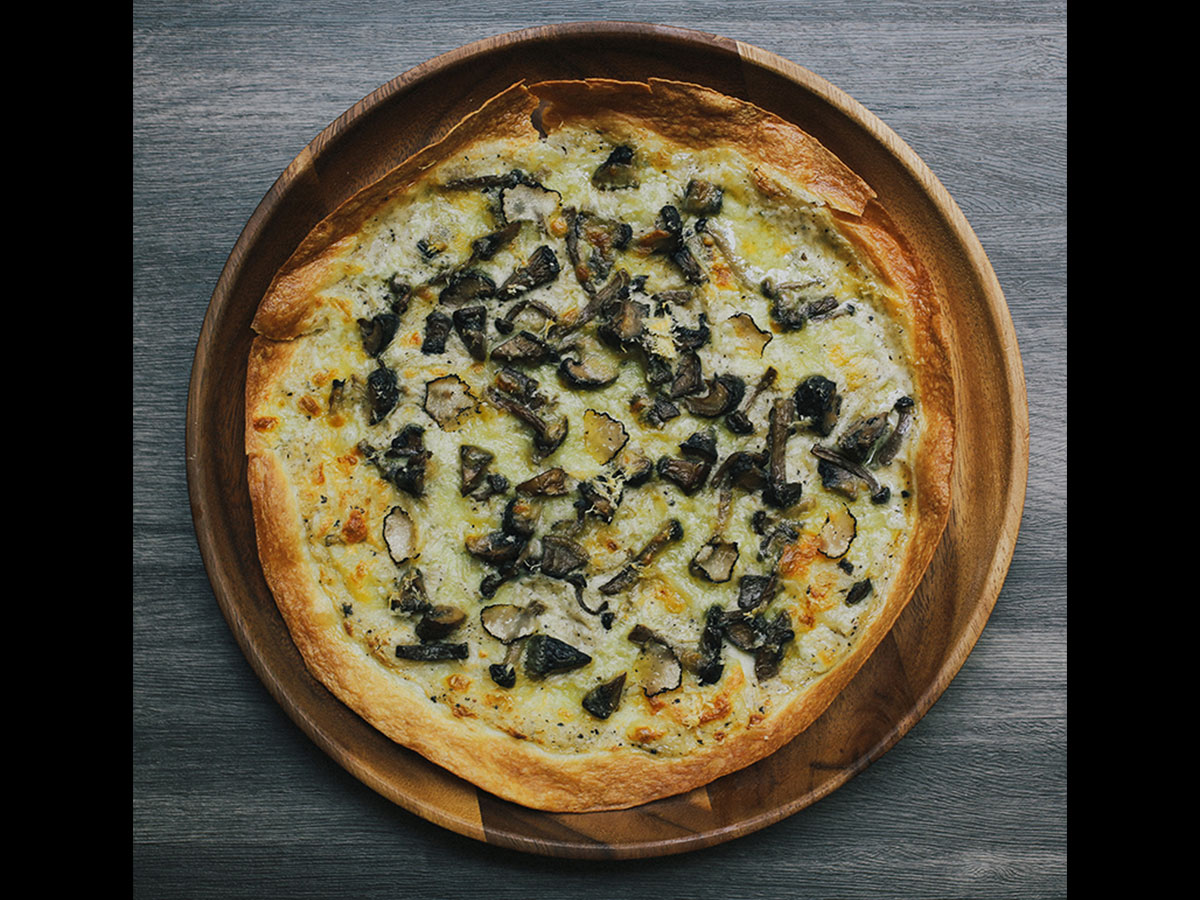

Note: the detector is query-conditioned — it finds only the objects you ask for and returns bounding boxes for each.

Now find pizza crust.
[245,79,955,812]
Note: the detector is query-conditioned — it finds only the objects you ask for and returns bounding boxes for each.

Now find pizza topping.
[599,519,684,595]
[414,605,468,642]
[558,341,621,389]
[763,397,803,509]
[667,351,705,399]
[396,642,469,662]
[496,297,558,335]
[628,625,683,697]
[516,467,573,497]
[875,396,915,466]
[685,605,727,685]
[423,374,477,429]
[491,329,556,365]
[539,534,589,579]
[582,409,629,464]
[458,444,496,496]
[383,505,418,565]
[725,366,777,435]
[591,144,639,191]
[656,455,711,495]
[501,495,542,539]
[480,601,545,644]
[844,579,874,606]
[451,305,489,360]
[689,538,740,583]
[683,374,745,418]
[679,428,719,463]
[421,309,454,354]
[391,568,430,614]
[839,414,893,465]
[523,633,592,678]
[736,572,778,611]
[366,365,401,425]
[497,244,561,300]
[575,475,624,524]
[486,384,569,457]
[713,450,769,493]
[582,672,627,719]
[681,178,724,216]
[717,609,796,680]
[818,504,858,558]
[438,268,496,307]
[358,311,400,358]
[812,445,891,504]
[793,375,842,437]
[501,181,562,226]
[465,529,527,567]
[567,209,634,291]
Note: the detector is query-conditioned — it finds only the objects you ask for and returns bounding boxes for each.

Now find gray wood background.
[133,1,1066,896]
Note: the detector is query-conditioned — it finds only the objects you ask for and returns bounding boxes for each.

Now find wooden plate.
[186,22,1028,859]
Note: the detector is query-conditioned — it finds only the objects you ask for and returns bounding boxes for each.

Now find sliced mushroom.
[679,429,718,463]
[690,605,727,685]
[516,467,572,497]
[559,343,621,389]
[414,605,467,642]
[575,475,623,524]
[844,579,874,606]
[628,627,682,697]
[689,539,740,583]
[684,374,745,418]
[486,387,569,457]
[875,396,915,466]
[591,144,639,190]
[763,397,803,509]
[366,365,400,425]
[725,312,772,358]
[598,519,683,595]
[497,245,561,300]
[582,409,629,465]
[438,268,495,307]
[597,295,648,348]
[459,444,495,496]
[358,311,400,358]
[838,413,892,465]
[524,633,592,678]
[551,268,631,338]
[656,456,711,495]
[395,642,468,662]
[421,309,454,355]
[540,534,589,579]
[667,351,705,399]
[451,305,488,360]
[818,505,857,558]
[812,445,891,504]
[713,450,769,492]
[567,208,634,291]
[500,496,541,538]
[469,220,522,261]
[490,330,556,365]
[383,506,417,565]
[682,178,724,216]
[480,600,545,644]
[423,374,477,428]
[465,529,526,567]
[737,573,778,611]
[496,297,558,335]
[582,672,626,719]
[391,567,430,614]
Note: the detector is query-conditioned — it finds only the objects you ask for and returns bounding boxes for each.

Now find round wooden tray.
[186,22,1028,859]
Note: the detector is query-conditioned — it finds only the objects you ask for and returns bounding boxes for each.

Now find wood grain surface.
[136,2,1065,896]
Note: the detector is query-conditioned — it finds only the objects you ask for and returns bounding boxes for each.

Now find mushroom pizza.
[245,79,955,812]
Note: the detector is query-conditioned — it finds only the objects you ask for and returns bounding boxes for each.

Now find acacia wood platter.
[186,22,1028,859]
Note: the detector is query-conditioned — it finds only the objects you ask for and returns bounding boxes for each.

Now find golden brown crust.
[245,77,955,812]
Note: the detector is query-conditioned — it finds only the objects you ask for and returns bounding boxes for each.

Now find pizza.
[244,78,955,812]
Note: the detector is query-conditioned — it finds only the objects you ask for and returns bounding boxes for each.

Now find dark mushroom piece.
[838,413,893,465]
[671,313,710,352]
[358,311,400,358]
[516,467,572,497]
[384,274,412,315]
[469,221,522,261]
[575,475,623,524]
[490,330,556,366]
[438,268,496,307]
[550,268,631,339]
[366,364,400,425]
[844,578,874,606]
[667,351,705,399]
[640,396,680,428]
[874,396,915,466]
[656,455,711,495]
[451,305,489,360]
[591,144,639,190]
[441,168,537,191]
[486,387,569,457]
[414,605,467,642]
[725,366,777,435]
[812,445,892,504]
[737,572,778,611]
[459,444,495,496]
[793,375,843,437]
[582,673,626,719]
[421,309,454,355]
[395,642,469,662]
[500,496,541,539]
[684,374,746,418]
[391,567,430,614]
[496,297,558,335]
[497,245,561,300]
[524,633,592,678]
[679,429,718,463]
[688,605,727,685]
[763,397,803,509]
[713,450,769,492]
[751,611,795,680]
[559,346,621,389]
[682,179,724,216]
[689,538,740,583]
[566,209,634,292]
[597,295,648,348]
[423,374,477,428]
[539,534,589,579]
[465,529,527,567]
